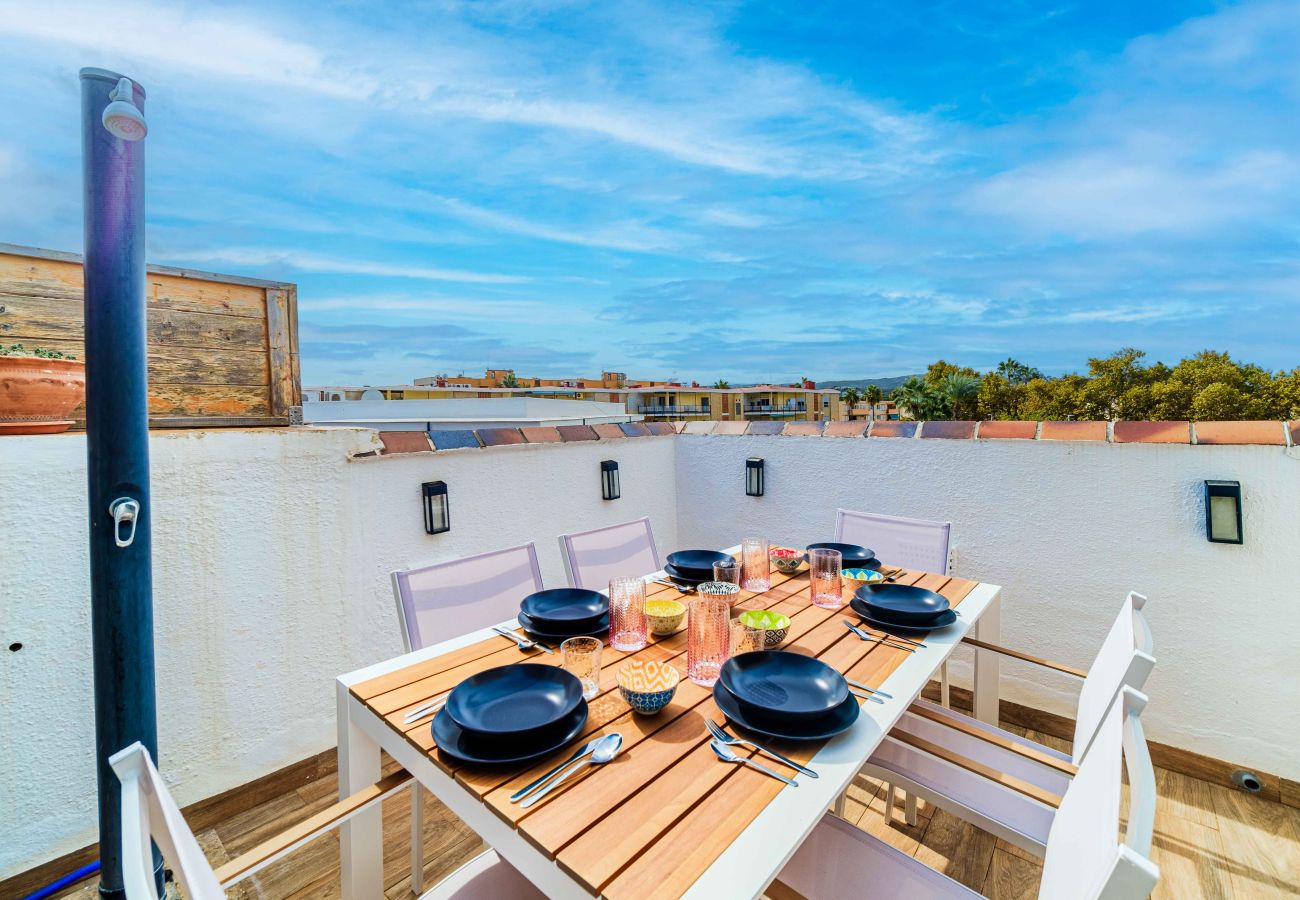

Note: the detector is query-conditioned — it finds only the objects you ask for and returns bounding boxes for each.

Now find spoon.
[520,733,623,808]
[709,740,798,786]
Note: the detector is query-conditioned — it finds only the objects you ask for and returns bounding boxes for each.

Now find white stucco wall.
[3,426,1298,880]
[674,434,1300,781]
[0,428,678,878]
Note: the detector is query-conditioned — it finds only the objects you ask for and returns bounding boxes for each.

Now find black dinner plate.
[520,587,608,625]
[718,651,849,719]
[433,703,588,766]
[849,597,957,634]
[666,549,733,577]
[445,664,583,737]
[517,610,610,639]
[663,563,709,585]
[713,682,859,741]
[854,583,950,624]
[806,542,877,567]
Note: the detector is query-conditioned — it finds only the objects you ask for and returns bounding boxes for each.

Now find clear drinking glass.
[608,576,648,651]
[741,537,771,592]
[561,636,603,700]
[712,557,740,586]
[809,548,844,609]
[730,617,766,655]
[688,582,739,686]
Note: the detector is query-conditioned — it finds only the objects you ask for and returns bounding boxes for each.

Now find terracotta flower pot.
[0,356,86,434]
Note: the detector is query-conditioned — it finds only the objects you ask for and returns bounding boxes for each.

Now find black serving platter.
[520,587,608,625]
[663,563,709,586]
[806,542,877,568]
[718,651,849,719]
[445,664,583,737]
[713,682,859,741]
[849,597,957,634]
[666,549,733,578]
[433,703,588,766]
[517,610,609,640]
[853,583,950,624]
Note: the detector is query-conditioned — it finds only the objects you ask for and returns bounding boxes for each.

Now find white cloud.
[163,248,531,284]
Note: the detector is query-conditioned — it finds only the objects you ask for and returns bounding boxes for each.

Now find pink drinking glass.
[741,537,771,592]
[608,576,648,651]
[809,548,844,609]
[687,582,739,686]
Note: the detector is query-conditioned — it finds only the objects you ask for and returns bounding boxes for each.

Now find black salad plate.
[718,651,849,719]
[806,542,877,567]
[433,703,588,766]
[853,583,950,624]
[517,611,609,639]
[520,587,608,625]
[713,682,859,742]
[666,549,733,577]
[849,597,957,634]
[445,664,583,737]
[663,563,709,585]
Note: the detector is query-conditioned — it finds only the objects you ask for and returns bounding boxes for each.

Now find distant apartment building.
[845,399,900,422]
[306,370,842,422]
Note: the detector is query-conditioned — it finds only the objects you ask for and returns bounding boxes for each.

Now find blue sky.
[1,1,1296,385]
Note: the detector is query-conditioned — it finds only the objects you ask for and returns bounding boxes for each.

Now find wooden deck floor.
[50,723,1300,899]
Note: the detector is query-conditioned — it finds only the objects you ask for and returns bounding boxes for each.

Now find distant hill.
[817,375,916,393]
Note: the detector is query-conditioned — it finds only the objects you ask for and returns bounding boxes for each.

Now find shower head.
[101,77,147,141]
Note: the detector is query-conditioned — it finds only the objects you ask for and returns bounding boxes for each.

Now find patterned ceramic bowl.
[842,568,887,590]
[645,598,686,635]
[617,659,681,714]
[769,547,806,575]
[739,609,790,649]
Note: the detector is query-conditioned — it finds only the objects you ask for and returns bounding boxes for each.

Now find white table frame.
[337,568,1001,899]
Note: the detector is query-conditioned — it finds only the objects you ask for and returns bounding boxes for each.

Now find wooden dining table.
[335,549,1002,899]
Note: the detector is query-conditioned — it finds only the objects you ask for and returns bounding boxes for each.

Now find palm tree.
[892,377,942,420]
[840,387,862,408]
[711,379,731,389]
[863,385,884,406]
[942,374,981,419]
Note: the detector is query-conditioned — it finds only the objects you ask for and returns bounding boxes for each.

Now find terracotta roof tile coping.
[1193,421,1286,446]
[1113,421,1191,444]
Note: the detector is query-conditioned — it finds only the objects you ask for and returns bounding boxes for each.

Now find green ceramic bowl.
[739,609,790,649]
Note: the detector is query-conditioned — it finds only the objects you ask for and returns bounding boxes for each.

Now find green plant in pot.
[0,344,86,434]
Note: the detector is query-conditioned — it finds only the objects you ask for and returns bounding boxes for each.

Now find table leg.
[338,682,383,900]
[972,590,1001,724]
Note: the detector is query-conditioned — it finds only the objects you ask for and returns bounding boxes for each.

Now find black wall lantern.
[422,481,450,534]
[1204,480,1242,544]
[601,460,621,500]
[746,457,765,497]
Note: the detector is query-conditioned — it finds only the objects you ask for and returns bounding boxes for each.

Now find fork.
[706,721,818,778]
[710,740,798,786]
[846,678,892,699]
[403,693,450,724]
[491,626,555,653]
[842,620,918,651]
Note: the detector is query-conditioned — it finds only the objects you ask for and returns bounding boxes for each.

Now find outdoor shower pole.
[80,68,161,898]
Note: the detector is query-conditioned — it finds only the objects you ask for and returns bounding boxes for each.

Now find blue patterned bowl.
[617,659,680,714]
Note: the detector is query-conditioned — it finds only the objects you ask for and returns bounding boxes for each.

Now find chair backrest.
[834,509,951,574]
[558,517,660,591]
[391,543,544,651]
[1071,592,1156,764]
[110,742,225,900]
[1039,686,1160,900]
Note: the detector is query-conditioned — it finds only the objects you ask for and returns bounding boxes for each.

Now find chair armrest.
[890,731,1063,808]
[960,636,1088,679]
[215,771,413,887]
[907,703,1078,777]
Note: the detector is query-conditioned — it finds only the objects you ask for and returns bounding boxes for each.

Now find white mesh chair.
[848,592,1155,855]
[836,509,955,708]
[558,517,661,591]
[775,686,1160,900]
[109,742,543,899]
[391,542,544,652]
[390,542,544,888]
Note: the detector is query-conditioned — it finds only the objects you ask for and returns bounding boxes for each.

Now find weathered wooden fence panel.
[0,244,299,427]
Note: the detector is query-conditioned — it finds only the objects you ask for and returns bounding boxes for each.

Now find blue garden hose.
[22,861,100,900]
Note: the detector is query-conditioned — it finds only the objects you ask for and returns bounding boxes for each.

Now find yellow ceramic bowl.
[645,598,686,635]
